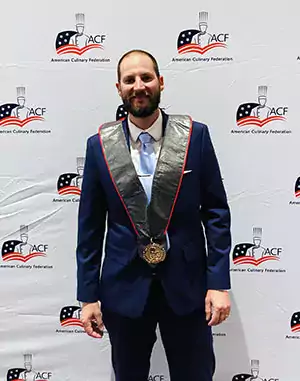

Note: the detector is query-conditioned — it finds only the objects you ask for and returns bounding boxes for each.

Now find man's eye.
[142,76,152,82]
[124,78,134,84]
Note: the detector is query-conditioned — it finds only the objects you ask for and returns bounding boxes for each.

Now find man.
[76,49,231,381]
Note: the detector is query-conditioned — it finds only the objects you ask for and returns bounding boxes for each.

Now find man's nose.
[133,78,145,91]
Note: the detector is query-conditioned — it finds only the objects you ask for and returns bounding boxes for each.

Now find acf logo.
[56,157,84,197]
[148,376,165,381]
[232,227,281,267]
[233,359,278,381]
[1,225,48,263]
[236,86,288,128]
[0,87,46,128]
[6,354,52,381]
[55,13,106,56]
[286,311,300,339]
[60,305,83,328]
[177,11,229,55]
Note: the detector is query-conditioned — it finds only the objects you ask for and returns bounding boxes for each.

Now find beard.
[122,89,161,118]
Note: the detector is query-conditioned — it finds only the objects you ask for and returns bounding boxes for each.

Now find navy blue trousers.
[102,280,215,381]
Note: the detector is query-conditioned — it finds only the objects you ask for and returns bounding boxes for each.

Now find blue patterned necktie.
[138,132,156,203]
[138,132,156,174]
[137,131,170,250]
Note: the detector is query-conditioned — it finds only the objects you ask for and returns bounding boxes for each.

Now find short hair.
[117,49,160,82]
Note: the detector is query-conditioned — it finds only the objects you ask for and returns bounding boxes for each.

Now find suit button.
[152,271,156,276]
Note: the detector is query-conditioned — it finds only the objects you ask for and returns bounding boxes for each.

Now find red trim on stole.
[98,124,140,236]
[164,116,193,233]
[98,117,193,238]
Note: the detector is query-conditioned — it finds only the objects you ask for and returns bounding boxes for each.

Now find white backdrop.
[0,1,300,380]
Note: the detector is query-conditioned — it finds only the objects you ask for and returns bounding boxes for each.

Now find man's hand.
[81,302,104,339]
[205,290,231,326]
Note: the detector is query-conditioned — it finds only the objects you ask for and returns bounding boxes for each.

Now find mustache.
[129,90,150,99]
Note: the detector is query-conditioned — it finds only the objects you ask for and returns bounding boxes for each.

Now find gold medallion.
[142,242,166,264]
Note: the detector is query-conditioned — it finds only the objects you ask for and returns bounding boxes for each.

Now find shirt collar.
[127,110,163,142]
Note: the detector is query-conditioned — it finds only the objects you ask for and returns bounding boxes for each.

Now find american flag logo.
[177,29,226,55]
[231,374,252,381]
[236,102,285,127]
[291,312,300,333]
[1,240,46,262]
[232,243,280,266]
[295,177,300,198]
[116,104,128,121]
[55,30,103,55]
[0,103,44,127]
[6,368,45,381]
[6,368,26,381]
[57,173,81,196]
[60,306,83,328]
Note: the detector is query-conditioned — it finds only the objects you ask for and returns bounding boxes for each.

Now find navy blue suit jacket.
[76,112,231,318]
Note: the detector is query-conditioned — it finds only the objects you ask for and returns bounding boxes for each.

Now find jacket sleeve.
[76,137,107,302]
[199,124,231,290]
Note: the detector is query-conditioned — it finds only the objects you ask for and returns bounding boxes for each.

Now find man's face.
[78,167,84,176]
[253,238,261,247]
[199,23,208,33]
[21,234,28,244]
[76,25,84,34]
[18,97,25,107]
[116,53,164,118]
[258,96,267,107]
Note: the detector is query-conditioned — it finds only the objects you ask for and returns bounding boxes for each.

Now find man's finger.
[215,306,231,324]
[222,307,231,321]
[91,320,104,338]
[82,319,102,339]
[219,311,228,324]
[89,331,103,339]
[208,309,221,326]
[87,325,102,339]
[83,320,93,335]
[95,313,103,330]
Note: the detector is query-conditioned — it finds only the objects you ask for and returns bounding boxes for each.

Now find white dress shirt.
[127,110,163,175]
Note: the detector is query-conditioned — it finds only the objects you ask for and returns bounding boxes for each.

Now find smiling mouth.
[131,91,149,98]
[135,95,147,99]
[131,95,149,103]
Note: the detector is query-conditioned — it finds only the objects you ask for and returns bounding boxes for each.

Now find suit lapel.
[161,109,169,137]
[148,115,192,237]
[122,118,131,151]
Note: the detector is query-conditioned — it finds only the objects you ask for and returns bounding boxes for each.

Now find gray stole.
[98,115,192,259]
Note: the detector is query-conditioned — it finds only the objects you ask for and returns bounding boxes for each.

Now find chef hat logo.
[199,11,208,24]
[75,13,85,26]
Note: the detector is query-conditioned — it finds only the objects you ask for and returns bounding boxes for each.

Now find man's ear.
[159,76,164,92]
[116,82,121,96]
